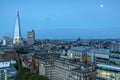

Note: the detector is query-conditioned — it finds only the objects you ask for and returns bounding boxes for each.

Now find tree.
[15,67,30,80]
[14,61,19,70]
[40,75,49,80]
[21,71,32,80]
[15,67,49,80]
[29,74,37,80]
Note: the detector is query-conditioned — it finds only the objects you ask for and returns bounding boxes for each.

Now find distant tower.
[13,11,22,45]
[27,30,35,45]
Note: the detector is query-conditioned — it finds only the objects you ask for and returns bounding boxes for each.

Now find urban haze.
[0,0,120,80]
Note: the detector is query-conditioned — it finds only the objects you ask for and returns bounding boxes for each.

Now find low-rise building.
[0,61,16,80]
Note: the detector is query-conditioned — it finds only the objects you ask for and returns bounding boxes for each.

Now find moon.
[100,4,104,8]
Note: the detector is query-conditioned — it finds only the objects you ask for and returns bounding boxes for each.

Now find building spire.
[17,10,19,16]
[13,10,22,46]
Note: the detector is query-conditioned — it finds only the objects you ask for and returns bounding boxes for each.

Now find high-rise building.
[27,30,35,45]
[13,11,22,46]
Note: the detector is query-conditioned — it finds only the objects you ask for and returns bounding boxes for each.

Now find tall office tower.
[13,11,22,46]
[27,30,35,45]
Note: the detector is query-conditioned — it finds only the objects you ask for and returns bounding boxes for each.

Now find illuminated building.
[13,11,22,46]
[93,47,120,80]
[96,64,120,80]
[67,47,91,64]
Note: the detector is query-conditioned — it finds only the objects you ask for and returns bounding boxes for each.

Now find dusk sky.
[0,0,120,39]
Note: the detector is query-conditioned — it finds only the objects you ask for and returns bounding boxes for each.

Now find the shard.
[13,11,22,45]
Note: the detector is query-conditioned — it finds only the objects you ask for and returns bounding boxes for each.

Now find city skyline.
[0,0,120,39]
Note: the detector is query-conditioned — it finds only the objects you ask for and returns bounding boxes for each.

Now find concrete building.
[67,47,92,64]
[39,59,55,80]
[90,49,110,65]
[110,42,120,52]
[39,53,96,80]
[54,59,96,80]
[0,61,16,80]
[67,47,87,58]
[90,48,120,80]
[96,63,120,80]
[27,30,35,45]
[68,47,120,80]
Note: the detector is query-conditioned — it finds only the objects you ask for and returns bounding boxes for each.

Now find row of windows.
[97,68,120,73]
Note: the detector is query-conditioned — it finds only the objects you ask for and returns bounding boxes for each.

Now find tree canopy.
[15,67,48,80]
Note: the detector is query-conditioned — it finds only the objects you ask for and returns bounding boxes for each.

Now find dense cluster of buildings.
[0,47,17,80]
[0,11,120,80]
[18,40,120,80]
